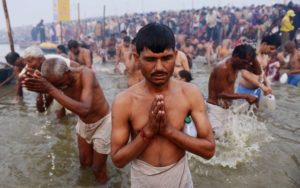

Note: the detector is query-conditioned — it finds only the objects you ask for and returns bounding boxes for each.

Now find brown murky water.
[0,45,299,188]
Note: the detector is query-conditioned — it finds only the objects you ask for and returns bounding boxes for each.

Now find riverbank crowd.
[2,1,300,187]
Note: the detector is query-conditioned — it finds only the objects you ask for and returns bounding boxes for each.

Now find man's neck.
[66,71,78,87]
[144,80,171,94]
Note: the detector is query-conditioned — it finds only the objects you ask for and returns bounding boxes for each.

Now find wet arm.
[250,58,262,75]
[14,68,23,98]
[111,94,151,168]
[277,52,288,67]
[84,51,92,68]
[163,86,215,159]
[289,69,300,74]
[241,70,264,88]
[115,46,121,64]
[181,53,190,71]
[219,92,250,100]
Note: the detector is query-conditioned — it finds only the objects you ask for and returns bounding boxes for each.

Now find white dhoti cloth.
[130,155,193,188]
[76,113,112,154]
[207,103,230,138]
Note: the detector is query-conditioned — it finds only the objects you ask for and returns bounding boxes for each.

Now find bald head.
[41,58,69,82]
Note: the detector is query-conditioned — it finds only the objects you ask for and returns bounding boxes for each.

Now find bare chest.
[129,95,190,132]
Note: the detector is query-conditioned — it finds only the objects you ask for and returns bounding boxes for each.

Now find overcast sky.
[0,0,289,29]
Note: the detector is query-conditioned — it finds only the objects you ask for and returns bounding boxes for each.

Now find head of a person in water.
[232,44,258,72]
[5,52,24,68]
[41,58,71,88]
[23,45,45,70]
[123,36,131,48]
[135,23,176,87]
[120,30,127,38]
[178,70,193,82]
[68,39,80,55]
[284,41,296,54]
[185,36,192,47]
[260,34,281,54]
[57,44,67,55]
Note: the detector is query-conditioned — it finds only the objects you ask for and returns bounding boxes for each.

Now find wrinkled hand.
[143,95,164,138]
[22,70,53,94]
[246,95,258,105]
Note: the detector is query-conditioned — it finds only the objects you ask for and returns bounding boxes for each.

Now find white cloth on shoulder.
[130,155,193,188]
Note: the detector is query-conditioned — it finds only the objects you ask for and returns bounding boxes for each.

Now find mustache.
[151,71,168,76]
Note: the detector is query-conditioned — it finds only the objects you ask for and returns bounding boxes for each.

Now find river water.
[0,45,299,188]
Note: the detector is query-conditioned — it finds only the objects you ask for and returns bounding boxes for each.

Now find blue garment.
[236,84,261,99]
[287,74,300,86]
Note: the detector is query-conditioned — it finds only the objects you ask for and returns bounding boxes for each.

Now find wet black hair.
[178,70,193,82]
[5,52,20,66]
[121,30,127,34]
[131,37,136,45]
[232,44,256,60]
[261,34,281,48]
[67,39,79,49]
[135,23,175,55]
[57,44,67,54]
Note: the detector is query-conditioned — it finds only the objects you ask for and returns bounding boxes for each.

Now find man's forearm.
[16,80,23,98]
[112,133,152,168]
[219,93,249,100]
[48,87,91,116]
[164,127,215,159]
[289,69,300,74]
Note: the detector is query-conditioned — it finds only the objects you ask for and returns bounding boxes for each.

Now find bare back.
[62,67,109,123]
[208,60,237,106]
[69,47,92,67]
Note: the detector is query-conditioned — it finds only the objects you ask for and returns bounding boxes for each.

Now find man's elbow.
[111,155,127,168]
[202,146,215,160]
[78,107,91,117]
[198,141,215,160]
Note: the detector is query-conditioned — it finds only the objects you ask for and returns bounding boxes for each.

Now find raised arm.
[240,70,271,95]
[181,52,190,71]
[13,67,23,100]
[111,94,162,168]
[83,50,92,68]
[24,69,95,116]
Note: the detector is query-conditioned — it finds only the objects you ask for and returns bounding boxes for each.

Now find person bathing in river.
[236,34,281,100]
[68,39,93,69]
[207,44,261,137]
[19,45,79,117]
[23,58,111,184]
[5,52,26,102]
[111,23,215,188]
[278,41,300,86]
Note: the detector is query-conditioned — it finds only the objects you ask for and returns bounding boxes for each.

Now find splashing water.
[188,105,273,168]
[42,94,48,115]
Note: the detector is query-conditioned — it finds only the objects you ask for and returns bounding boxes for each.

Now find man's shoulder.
[80,66,94,76]
[213,61,228,72]
[175,80,199,96]
[113,86,138,107]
